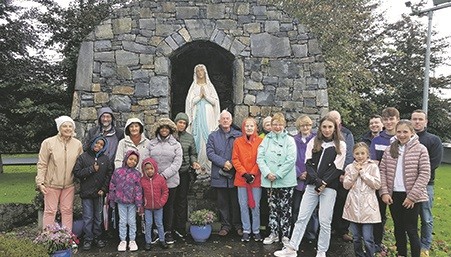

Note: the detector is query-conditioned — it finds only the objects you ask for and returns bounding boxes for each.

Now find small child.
[139,157,169,251]
[108,150,143,252]
[342,142,381,257]
[73,135,113,251]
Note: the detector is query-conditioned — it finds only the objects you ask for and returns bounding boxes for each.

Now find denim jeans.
[289,185,336,252]
[420,185,434,250]
[144,208,164,243]
[390,192,421,257]
[237,187,262,234]
[292,189,319,240]
[349,222,375,257]
[82,197,103,241]
[118,203,137,241]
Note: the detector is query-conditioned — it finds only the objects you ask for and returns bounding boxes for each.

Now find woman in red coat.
[232,117,263,242]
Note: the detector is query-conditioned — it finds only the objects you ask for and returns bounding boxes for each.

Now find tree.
[34,0,124,100]
[0,1,68,152]
[269,0,382,137]
[370,15,451,140]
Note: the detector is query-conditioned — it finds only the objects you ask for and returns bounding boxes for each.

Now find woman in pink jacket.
[379,120,430,257]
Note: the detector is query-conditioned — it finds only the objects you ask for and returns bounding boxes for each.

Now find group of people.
[35,63,442,257]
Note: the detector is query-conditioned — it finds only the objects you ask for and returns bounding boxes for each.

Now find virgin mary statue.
[185,64,221,175]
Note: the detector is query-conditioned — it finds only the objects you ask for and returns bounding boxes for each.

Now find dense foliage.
[270,0,451,141]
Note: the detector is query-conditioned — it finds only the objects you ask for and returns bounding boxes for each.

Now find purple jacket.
[293,132,316,191]
[108,150,143,208]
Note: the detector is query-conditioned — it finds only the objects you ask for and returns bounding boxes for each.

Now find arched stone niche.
[71,0,329,139]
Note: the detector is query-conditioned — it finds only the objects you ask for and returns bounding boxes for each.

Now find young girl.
[379,120,430,257]
[139,157,169,251]
[342,142,381,257]
[73,136,113,251]
[109,150,143,252]
[274,116,346,257]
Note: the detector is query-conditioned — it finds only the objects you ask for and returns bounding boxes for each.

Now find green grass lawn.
[0,165,37,204]
[382,164,451,257]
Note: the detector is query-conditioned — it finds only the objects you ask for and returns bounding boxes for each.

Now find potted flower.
[34,223,78,257]
[188,209,217,242]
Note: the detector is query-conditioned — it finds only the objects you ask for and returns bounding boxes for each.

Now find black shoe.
[159,241,169,249]
[151,229,159,244]
[145,243,152,251]
[94,238,106,248]
[174,230,185,239]
[165,232,175,244]
[82,241,92,251]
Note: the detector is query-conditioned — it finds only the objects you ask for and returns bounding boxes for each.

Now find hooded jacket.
[114,118,150,174]
[140,157,169,210]
[73,136,114,198]
[256,130,297,189]
[36,134,83,189]
[379,135,430,203]
[83,107,124,160]
[370,130,394,162]
[232,120,263,188]
[147,118,183,188]
[342,160,381,223]
[174,112,198,173]
[108,150,143,208]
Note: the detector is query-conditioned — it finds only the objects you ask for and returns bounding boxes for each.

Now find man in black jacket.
[411,109,443,257]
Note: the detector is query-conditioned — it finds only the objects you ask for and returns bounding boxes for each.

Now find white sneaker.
[263,233,279,245]
[117,240,127,252]
[274,246,297,257]
[282,236,290,245]
[316,251,326,257]
[129,240,138,251]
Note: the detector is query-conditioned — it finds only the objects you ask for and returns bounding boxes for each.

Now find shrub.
[0,234,47,257]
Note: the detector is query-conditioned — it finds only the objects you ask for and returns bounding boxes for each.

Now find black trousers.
[173,172,190,233]
[216,187,241,231]
[389,192,421,257]
[163,187,177,232]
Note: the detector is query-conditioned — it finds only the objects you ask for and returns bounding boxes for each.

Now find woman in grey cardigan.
[379,120,430,257]
[147,118,182,245]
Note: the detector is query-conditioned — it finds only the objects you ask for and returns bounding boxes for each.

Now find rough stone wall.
[71,0,328,138]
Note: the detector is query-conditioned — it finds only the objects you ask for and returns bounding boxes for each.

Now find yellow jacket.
[36,135,82,189]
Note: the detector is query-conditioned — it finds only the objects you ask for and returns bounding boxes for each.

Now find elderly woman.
[232,117,263,242]
[185,64,220,174]
[147,118,183,245]
[36,115,83,230]
[257,113,297,245]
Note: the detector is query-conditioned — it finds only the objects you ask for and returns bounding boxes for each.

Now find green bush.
[0,234,47,257]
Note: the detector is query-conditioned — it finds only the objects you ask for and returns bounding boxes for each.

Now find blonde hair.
[271,112,286,126]
[295,115,313,131]
[353,142,370,157]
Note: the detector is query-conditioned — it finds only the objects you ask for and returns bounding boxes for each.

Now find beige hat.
[262,116,272,126]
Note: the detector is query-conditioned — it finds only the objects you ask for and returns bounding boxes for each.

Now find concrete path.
[76,231,354,257]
